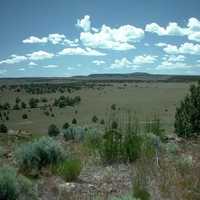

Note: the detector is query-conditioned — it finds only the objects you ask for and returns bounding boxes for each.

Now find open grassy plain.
[0,79,193,134]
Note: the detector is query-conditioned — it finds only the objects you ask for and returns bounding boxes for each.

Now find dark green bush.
[48,124,60,137]
[72,118,77,124]
[63,122,70,129]
[15,137,65,174]
[29,98,39,108]
[22,114,28,119]
[13,104,20,110]
[111,104,116,110]
[175,81,200,137]
[54,95,81,108]
[0,123,8,133]
[92,115,98,123]
[21,102,27,109]
[100,119,105,125]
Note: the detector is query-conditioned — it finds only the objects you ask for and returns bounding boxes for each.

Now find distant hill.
[72,72,200,82]
[0,72,200,84]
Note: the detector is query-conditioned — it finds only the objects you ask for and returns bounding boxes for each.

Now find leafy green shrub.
[133,184,150,200]
[15,97,21,104]
[29,98,39,108]
[15,137,65,174]
[100,119,105,125]
[48,124,60,137]
[86,112,163,164]
[99,115,143,163]
[0,166,38,200]
[21,102,27,109]
[52,159,81,182]
[123,132,143,162]
[111,104,116,110]
[22,114,28,119]
[92,115,98,123]
[100,129,122,163]
[63,122,70,129]
[111,121,118,129]
[63,127,85,141]
[72,118,77,124]
[0,123,8,133]
[175,81,200,137]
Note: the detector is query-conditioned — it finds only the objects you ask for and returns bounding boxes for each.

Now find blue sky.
[1,0,200,77]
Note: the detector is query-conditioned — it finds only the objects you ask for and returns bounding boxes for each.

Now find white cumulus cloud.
[48,33,66,44]
[133,55,157,65]
[76,15,91,32]
[163,43,200,55]
[156,61,191,70]
[110,58,133,69]
[79,16,144,51]
[0,55,27,65]
[146,18,200,42]
[23,36,48,44]
[163,55,185,62]
[145,22,187,36]
[27,51,54,60]
[23,34,79,46]
[58,47,106,56]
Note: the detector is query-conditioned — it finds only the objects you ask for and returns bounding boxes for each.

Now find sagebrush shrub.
[0,167,18,200]
[63,126,85,141]
[15,137,65,174]
[0,167,38,200]
[164,142,179,155]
